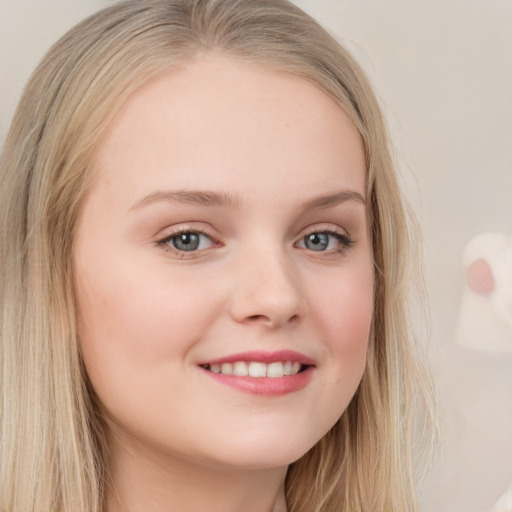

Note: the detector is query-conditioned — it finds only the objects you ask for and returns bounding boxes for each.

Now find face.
[73,54,373,470]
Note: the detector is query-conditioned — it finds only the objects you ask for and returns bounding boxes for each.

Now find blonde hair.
[0,1,436,510]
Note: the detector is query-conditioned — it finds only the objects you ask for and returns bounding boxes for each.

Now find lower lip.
[199,366,314,396]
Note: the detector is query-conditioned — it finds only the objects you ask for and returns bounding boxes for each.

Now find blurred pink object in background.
[455,233,512,353]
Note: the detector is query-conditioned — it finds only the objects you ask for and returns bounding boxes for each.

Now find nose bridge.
[229,235,305,327]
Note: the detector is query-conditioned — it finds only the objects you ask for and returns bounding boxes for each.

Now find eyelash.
[296,226,354,254]
[155,225,354,256]
[156,226,219,257]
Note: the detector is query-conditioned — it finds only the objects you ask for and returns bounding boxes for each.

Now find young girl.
[0,1,435,511]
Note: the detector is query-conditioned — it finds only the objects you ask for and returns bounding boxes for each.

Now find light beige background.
[1,1,511,511]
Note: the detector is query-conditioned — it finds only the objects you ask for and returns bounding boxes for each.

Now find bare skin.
[74,53,372,512]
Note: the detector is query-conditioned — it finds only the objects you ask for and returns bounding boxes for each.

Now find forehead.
[90,53,366,206]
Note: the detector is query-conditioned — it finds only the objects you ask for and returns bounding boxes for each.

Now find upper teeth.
[206,361,303,378]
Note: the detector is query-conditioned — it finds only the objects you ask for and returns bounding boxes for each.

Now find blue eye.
[298,231,352,252]
[166,232,214,252]
[303,233,329,251]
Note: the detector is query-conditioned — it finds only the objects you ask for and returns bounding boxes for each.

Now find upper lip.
[198,350,315,366]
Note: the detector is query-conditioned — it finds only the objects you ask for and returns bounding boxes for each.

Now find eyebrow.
[299,190,366,212]
[130,189,242,211]
[129,188,366,212]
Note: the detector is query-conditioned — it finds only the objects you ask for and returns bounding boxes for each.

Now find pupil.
[173,233,200,251]
[306,233,328,251]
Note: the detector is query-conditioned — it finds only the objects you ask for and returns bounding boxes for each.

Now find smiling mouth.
[200,361,310,378]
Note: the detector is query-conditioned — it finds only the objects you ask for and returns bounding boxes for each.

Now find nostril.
[247,314,268,322]
[243,312,300,328]
[250,312,300,321]
[230,270,304,327]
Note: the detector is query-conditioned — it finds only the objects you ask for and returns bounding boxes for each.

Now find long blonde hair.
[0,1,435,510]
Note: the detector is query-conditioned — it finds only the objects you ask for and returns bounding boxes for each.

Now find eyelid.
[295,223,354,251]
[155,224,221,256]
[298,223,351,238]
[153,222,354,258]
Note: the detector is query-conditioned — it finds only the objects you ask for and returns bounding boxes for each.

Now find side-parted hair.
[0,1,436,510]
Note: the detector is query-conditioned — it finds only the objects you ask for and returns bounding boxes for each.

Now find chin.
[196,426,323,470]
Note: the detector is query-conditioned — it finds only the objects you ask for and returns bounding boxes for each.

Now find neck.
[104,429,288,512]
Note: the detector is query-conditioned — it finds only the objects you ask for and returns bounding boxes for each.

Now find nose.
[229,245,306,329]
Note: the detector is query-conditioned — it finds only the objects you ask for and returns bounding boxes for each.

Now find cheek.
[307,260,374,383]
[313,259,373,329]
[74,256,221,392]
[289,260,373,445]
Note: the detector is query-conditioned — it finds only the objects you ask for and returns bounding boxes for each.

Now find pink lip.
[198,350,315,366]
[197,350,316,397]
